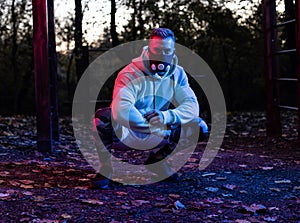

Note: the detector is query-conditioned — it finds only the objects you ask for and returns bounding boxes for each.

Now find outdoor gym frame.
[32,0,300,152]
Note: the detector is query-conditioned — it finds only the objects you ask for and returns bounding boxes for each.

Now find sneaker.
[144,152,179,182]
[92,173,111,189]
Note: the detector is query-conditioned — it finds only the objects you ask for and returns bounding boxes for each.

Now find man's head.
[148,28,175,76]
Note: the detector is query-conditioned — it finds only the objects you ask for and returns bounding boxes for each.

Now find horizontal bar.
[273,19,296,28]
[88,48,110,52]
[66,100,112,103]
[277,105,298,111]
[272,49,297,55]
[64,100,112,106]
[273,78,298,82]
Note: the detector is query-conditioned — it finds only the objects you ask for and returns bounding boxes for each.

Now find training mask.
[148,49,174,74]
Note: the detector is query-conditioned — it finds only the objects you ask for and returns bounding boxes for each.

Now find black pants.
[93,107,204,168]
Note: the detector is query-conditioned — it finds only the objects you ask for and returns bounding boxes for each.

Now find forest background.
[0,0,296,115]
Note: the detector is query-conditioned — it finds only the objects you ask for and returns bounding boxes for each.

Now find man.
[93,28,208,189]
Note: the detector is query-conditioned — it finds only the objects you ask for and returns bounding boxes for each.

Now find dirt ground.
[0,111,299,222]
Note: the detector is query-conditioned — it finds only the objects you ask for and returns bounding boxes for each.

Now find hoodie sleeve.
[111,67,168,137]
[161,67,199,125]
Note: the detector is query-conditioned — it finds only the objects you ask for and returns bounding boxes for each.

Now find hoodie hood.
[132,46,178,79]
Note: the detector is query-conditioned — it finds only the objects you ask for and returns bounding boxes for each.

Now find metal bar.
[296,0,300,144]
[273,19,296,28]
[32,0,53,152]
[89,48,110,52]
[273,49,297,55]
[263,0,282,137]
[47,0,59,142]
[273,78,298,82]
[277,105,298,111]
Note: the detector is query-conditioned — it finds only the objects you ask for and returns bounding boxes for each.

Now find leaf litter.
[0,112,299,222]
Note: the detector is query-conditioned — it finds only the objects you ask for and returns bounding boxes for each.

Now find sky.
[54,0,286,52]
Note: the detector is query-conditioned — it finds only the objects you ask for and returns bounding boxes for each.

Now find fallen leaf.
[81,199,104,205]
[202,172,216,177]
[207,214,219,218]
[274,179,291,184]
[169,194,180,198]
[33,196,45,202]
[174,200,185,209]
[239,203,267,214]
[205,197,224,204]
[22,191,33,196]
[20,184,34,189]
[0,171,10,176]
[78,178,90,182]
[188,158,198,163]
[8,180,20,187]
[0,193,10,198]
[222,193,233,197]
[160,208,171,213]
[115,191,127,196]
[205,187,219,192]
[269,188,281,192]
[74,186,89,190]
[268,207,279,211]
[264,216,278,222]
[34,219,59,223]
[121,205,131,210]
[131,200,150,207]
[52,171,64,174]
[43,183,51,188]
[61,213,72,219]
[259,166,274,170]
[154,202,167,207]
[235,220,251,223]
[223,184,237,190]
[87,174,97,178]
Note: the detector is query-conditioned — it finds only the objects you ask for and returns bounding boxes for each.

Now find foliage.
[117,0,267,111]
[0,0,34,114]
[0,0,296,114]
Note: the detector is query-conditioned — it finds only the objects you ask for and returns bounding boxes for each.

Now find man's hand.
[144,109,164,125]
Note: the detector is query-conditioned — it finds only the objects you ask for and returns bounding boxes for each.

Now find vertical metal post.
[296,0,300,144]
[263,0,282,137]
[32,0,53,152]
[47,0,59,141]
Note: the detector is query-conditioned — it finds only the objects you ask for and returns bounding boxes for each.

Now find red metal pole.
[32,0,53,152]
[296,0,300,144]
[263,0,282,137]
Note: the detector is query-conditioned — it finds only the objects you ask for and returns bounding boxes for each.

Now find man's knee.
[169,118,209,143]
[93,107,113,149]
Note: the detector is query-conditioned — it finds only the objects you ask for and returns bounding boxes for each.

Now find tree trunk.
[11,0,20,113]
[111,0,119,46]
[74,0,83,81]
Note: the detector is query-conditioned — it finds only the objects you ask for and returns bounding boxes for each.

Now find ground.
[0,111,299,223]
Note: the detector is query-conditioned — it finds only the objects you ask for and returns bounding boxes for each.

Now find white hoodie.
[111,46,199,142]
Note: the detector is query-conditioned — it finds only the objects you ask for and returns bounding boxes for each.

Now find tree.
[0,0,34,114]
[111,0,119,46]
[120,0,266,110]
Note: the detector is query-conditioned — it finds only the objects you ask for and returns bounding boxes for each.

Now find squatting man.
[92,28,209,189]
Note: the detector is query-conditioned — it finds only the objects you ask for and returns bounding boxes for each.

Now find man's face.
[149,37,175,56]
[148,37,175,75]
